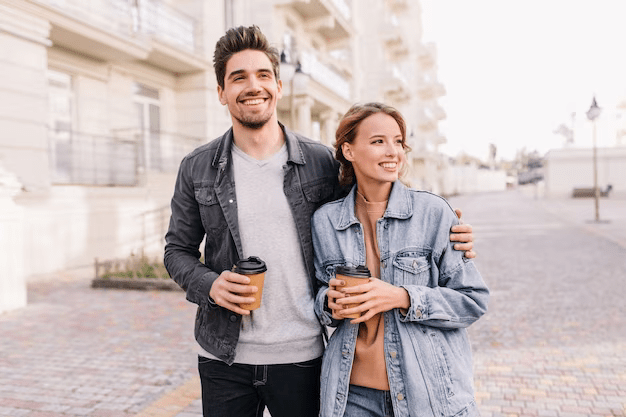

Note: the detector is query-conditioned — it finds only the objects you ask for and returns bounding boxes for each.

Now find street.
[0,189,624,417]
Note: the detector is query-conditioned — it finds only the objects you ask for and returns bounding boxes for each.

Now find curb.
[91,277,183,291]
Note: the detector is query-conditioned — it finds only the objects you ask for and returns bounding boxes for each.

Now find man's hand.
[335,278,410,324]
[451,208,476,259]
[209,270,257,316]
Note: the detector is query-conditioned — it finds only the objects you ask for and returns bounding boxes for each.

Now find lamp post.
[586,97,601,222]
[280,52,302,131]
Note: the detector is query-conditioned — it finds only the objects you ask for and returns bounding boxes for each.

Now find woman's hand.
[335,278,410,324]
[327,278,348,320]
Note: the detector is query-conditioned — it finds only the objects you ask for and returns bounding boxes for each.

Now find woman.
[312,103,489,417]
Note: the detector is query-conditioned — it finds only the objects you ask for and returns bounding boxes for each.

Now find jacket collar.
[334,181,413,230]
[211,122,305,169]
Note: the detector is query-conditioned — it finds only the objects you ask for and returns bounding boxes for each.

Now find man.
[164,25,475,417]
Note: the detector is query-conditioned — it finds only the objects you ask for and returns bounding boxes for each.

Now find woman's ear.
[342,142,355,162]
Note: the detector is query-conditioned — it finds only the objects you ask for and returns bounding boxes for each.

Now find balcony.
[31,0,207,74]
[417,44,437,72]
[383,65,410,103]
[382,15,409,59]
[298,50,351,100]
[416,80,446,102]
[278,0,353,44]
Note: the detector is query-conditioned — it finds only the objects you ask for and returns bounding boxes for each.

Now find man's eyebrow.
[227,68,274,80]
[226,69,246,80]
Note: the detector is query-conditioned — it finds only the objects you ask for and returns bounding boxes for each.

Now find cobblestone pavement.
[449,189,626,417]
[0,188,624,417]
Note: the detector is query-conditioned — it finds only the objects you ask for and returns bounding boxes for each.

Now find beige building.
[352,0,447,192]
[0,0,449,312]
[1,0,227,313]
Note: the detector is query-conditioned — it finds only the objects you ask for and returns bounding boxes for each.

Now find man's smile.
[239,97,268,106]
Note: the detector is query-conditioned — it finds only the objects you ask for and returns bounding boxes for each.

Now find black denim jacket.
[164,125,343,365]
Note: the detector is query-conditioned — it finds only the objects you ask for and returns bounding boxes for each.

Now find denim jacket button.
[390,351,397,359]
[229,315,237,322]
[397,393,404,401]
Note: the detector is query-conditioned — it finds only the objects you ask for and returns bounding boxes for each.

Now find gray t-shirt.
[198,143,323,364]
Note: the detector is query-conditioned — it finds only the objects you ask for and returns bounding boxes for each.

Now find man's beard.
[234,94,274,129]
[235,113,272,130]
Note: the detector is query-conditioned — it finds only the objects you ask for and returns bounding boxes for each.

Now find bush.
[100,256,169,280]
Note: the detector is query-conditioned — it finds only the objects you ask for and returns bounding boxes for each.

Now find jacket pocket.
[303,178,335,204]
[393,252,430,286]
[194,186,228,245]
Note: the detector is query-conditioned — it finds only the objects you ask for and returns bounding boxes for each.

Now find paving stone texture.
[0,188,624,417]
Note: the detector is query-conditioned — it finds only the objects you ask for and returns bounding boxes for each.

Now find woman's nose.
[385,142,398,156]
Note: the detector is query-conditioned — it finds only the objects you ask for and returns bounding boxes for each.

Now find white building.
[544,147,626,198]
[352,0,448,193]
[1,0,228,312]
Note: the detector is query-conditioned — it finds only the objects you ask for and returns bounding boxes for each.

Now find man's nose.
[246,76,262,92]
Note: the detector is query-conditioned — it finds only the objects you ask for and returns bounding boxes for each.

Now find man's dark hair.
[213,25,281,89]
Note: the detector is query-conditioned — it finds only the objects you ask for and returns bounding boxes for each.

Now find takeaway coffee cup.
[334,265,371,319]
[233,256,267,311]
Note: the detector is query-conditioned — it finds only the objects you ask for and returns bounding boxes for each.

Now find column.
[0,3,51,190]
[0,164,26,313]
[320,109,339,147]
[295,96,314,138]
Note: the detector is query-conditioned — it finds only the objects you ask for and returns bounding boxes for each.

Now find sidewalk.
[0,278,202,417]
[1,189,624,417]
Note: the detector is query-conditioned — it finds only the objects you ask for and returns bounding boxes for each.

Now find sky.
[420,0,626,161]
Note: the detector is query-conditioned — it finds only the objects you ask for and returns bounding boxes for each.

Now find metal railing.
[133,130,204,174]
[34,0,201,53]
[38,0,134,36]
[49,131,139,186]
[48,129,203,186]
[134,0,199,52]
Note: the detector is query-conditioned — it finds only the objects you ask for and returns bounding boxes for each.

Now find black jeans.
[198,355,322,417]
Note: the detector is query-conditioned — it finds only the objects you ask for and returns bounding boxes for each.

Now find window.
[134,82,161,171]
[47,69,74,183]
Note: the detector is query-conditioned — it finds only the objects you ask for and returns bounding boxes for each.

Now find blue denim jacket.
[312,181,489,417]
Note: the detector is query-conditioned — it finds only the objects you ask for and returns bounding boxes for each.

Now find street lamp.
[586,96,601,222]
[280,52,302,131]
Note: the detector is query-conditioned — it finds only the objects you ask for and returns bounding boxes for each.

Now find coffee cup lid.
[335,265,370,277]
[234,256,267,274]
